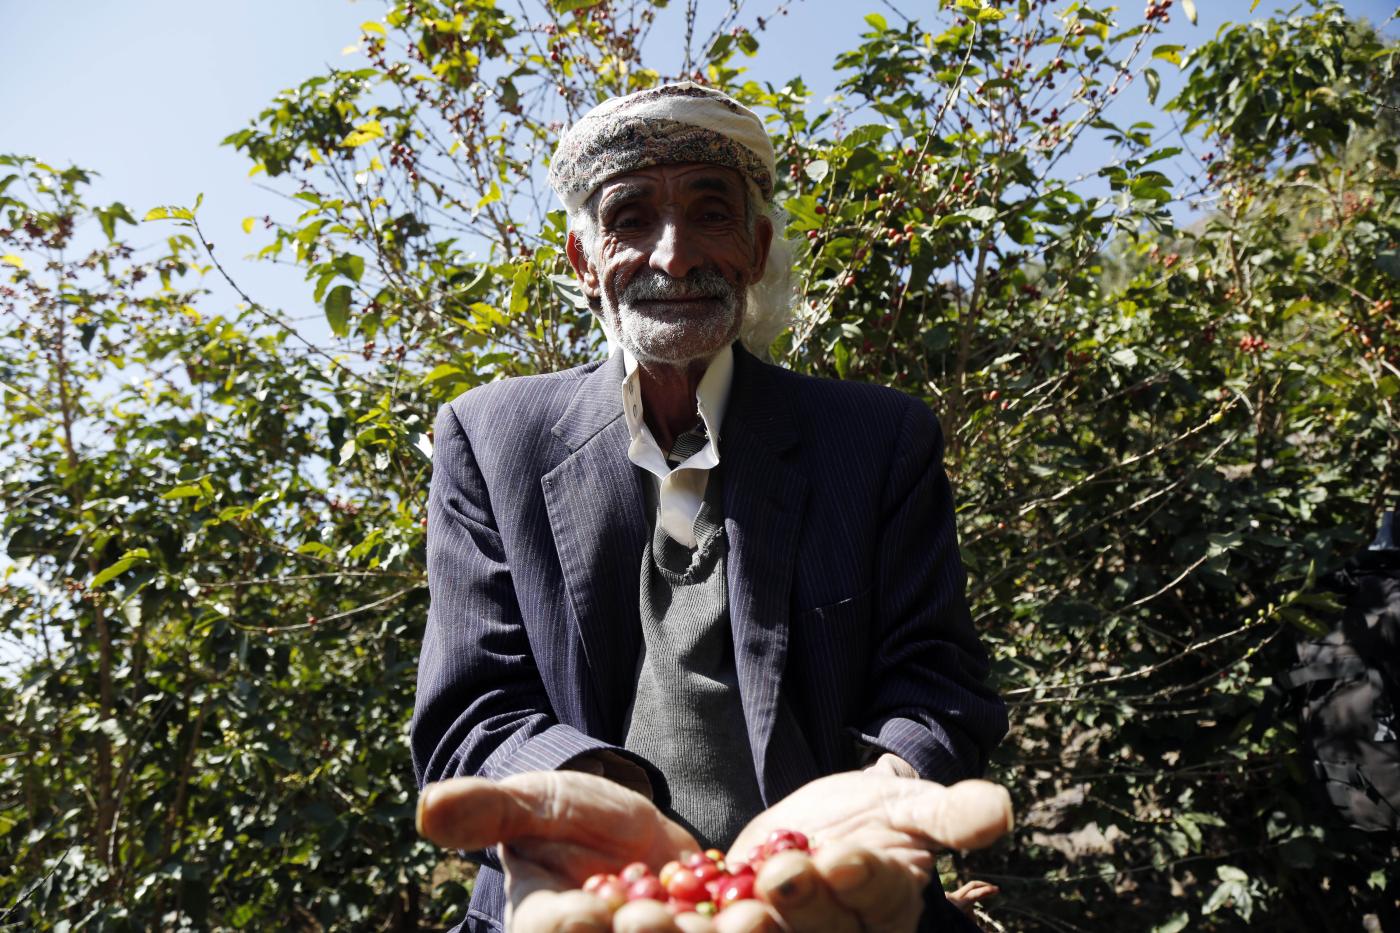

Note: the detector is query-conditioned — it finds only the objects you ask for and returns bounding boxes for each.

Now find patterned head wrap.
[548,82,776,211]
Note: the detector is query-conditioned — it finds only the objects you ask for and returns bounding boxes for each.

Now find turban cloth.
[548,82,776,212]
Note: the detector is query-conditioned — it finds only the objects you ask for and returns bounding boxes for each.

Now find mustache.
[621,268,735,303]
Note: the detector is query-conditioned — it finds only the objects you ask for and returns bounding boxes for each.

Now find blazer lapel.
[722,346,809,803]
[542,354,648,742]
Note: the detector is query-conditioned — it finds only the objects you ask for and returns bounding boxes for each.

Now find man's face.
[567,163,772,366]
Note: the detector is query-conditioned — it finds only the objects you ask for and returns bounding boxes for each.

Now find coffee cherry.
[595,877,628,912]
[627,876,666,902]
[763,828,810,855]
[566,830,814,917]
[717,873,756,908]
[666,867,709,903]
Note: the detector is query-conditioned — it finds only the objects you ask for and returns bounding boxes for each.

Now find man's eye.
[609,212,645,230]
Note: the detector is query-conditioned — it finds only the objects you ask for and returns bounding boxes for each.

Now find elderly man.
[412,83,1009,932]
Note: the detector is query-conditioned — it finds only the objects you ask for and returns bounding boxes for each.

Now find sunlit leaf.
[341,120,385,148]
[91,548,151,589]
[325,284,352,336]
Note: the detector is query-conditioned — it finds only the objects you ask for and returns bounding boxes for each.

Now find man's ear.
[744,214,773,287]
[565,231,601,298]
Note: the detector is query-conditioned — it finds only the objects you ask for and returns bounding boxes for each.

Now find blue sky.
[3,0,1396,327]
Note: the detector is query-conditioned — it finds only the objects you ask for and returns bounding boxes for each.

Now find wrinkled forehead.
[593,163,750,210]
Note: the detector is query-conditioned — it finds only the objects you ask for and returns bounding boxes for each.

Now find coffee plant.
[2,0,1395,929]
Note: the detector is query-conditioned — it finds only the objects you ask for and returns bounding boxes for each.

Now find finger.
[946,879,999,918]
[613,899,681,933]
[885,779,1014,851]
[947,879,999,909]
[417,772,611,849]
[673,912,717,933]
[503,852,611,933]
[754,850,860,933]
[416,771,695,862]
[712,899,780,933]
[811,841,924,929]
[510,889,612,933]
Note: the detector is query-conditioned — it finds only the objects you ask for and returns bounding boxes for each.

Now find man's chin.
[618,323,737,367]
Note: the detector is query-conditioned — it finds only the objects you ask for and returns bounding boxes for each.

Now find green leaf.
[160,483,204,500]
[843,124,891,148]
[341,120,385,148]
[95,202,136,240]
[342,253,365,283]
[242,216,256,234]
[325,285,352,337]
[422,363,465,385]
[1144,67,1161,105]
[1152,913,1190,933]
[864,12,888,31]
[143,205,194,222]
[91,549,151,589]
[964,206,997,223]
[1152,45,1184,67]
[509,262,533,317]
[553,0,601,11]
[1217,865,1248,883]
[476,181,502,211]
[361,20,386,36]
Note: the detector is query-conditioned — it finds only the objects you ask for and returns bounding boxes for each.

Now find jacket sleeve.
[854,397,1008,784]
[410,401,663,867]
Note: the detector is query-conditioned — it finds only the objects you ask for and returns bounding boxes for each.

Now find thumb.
[415,770,695,859]
[888,779,1015,852]
[416,774,553,851]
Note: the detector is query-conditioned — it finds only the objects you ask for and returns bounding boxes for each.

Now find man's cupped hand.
[416,770,1013,933]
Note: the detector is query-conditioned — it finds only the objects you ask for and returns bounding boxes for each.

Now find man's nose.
[647,217,703,279]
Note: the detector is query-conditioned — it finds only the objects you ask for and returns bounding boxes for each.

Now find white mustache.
[621,269,734,303]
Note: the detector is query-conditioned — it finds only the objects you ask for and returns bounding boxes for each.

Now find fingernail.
[769,867,813,905]
[416,783,435,836]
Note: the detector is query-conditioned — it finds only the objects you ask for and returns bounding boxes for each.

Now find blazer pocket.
[794,588,872,644]
[791,589,873,736]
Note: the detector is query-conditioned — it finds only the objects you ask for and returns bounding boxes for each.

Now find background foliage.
[2,0,1397,929]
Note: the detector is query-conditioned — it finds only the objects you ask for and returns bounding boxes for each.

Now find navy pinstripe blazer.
[412,344,1007,931]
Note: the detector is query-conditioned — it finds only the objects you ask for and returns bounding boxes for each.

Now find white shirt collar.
[620,344,733,465]
[619,345,734,548]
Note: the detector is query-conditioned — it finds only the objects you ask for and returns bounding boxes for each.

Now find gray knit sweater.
[622,433,766,849]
